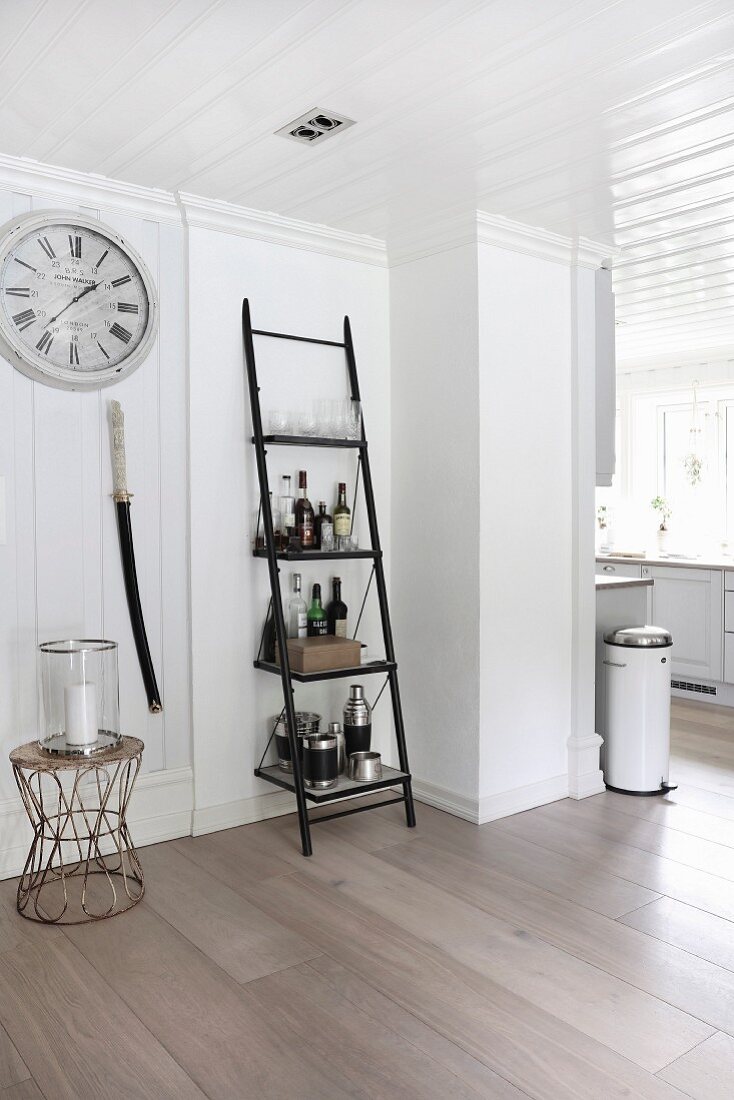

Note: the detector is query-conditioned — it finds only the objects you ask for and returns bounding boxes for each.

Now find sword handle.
[110,399,132,502]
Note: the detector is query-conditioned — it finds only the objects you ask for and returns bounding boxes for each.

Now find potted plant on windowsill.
[651,496,672,554]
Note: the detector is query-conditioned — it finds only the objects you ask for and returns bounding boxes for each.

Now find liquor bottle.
[307,583,328,636]
[280,475,296,536]
[314,501,332,550]
[326,576,348,637]
[333,482,351,538]
[295,470,315,548]
[287,573,307,639]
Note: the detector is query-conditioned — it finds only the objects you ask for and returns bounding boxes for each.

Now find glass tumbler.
[268,409,289,435]
[346,399,362,439]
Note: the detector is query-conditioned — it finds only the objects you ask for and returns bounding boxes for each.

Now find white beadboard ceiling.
[2,0,734,362]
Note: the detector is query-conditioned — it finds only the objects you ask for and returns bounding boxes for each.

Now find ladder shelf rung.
[253,548,378,561]
[253,659,396,682]
[258,434,366,449]
[254,764,411,804]
[252,328,346,348]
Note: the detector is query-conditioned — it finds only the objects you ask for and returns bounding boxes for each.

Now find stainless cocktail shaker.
[343,684,371,758]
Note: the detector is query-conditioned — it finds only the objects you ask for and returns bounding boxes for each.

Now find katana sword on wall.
[110,400,163,714]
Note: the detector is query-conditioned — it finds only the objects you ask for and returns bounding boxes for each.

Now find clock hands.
[47,279,102,327]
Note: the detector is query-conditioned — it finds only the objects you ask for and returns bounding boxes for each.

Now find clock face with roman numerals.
[0,211,158,390]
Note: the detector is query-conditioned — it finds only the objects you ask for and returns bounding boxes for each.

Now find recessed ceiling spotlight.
[276,108,355,146]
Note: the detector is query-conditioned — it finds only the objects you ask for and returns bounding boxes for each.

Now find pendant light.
[683,381,703,486]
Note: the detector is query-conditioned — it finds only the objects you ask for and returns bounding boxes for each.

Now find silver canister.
[347,751,383,782]
[343,684,372,758]
[301,733,338,789]
[274,711,320,772]
[328,721,346,774]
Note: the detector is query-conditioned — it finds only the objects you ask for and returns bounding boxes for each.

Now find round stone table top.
[10,736,144,772]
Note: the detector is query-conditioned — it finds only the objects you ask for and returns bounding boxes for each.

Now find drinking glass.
[332,399,349,438]
[315,399,331,437]
[346,399,362,440]
[268,409,289,435]
[297,406,317,436]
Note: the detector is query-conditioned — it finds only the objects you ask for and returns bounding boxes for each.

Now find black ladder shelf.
[242,298,416,856]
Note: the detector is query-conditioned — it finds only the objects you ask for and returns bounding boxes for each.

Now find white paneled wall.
[0,159,391,870]
[0,151,605,871]
[0,177,190,871]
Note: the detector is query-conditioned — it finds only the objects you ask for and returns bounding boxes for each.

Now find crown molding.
[0,152,179,222]
[0,153,613,271]
[616,343,734,371]
[387,206,615,269]
[576,236,616,269]
[386,208,479,268]
[0,154,388,266]
[177,191,388,267]
[477,212,614,268]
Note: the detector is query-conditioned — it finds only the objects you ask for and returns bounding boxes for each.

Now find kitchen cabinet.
[650,566,722,681]
[724,637,734,684]
[595,266,616,487]
[723,572,734,684]
[596,560,640,578]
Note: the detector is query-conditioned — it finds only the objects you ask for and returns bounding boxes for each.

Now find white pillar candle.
[64,681,97,745]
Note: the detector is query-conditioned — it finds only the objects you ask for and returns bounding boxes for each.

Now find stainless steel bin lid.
[604,625,672,648]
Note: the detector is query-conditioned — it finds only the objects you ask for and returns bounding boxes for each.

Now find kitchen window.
[605,377,734,548]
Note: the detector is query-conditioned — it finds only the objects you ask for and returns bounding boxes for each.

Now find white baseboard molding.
[192,788,296,836]
[568,770,606,800]
[0,765,194,882]
[412,773,572,825]
[412,779,480,823]
[478,773,569,824]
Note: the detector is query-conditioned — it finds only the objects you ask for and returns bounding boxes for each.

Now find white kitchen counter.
[598,552,734,572]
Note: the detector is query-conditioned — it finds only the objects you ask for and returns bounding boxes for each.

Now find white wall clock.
[0,210,158,390]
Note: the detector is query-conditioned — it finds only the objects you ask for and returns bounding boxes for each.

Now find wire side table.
[10,737,145,925]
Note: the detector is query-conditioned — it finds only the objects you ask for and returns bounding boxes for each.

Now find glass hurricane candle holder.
[38,640,120,756]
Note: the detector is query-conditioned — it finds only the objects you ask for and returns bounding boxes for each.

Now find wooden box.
[276,636,361,673]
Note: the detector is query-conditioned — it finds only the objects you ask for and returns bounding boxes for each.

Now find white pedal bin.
[603,625,673,795]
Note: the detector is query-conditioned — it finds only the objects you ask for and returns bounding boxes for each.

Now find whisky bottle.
[326,577,348,637]
[314,501,332,550]
[295,470,315,548]
[333,482,351,538]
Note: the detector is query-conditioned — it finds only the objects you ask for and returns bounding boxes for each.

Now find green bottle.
[307,583,328,637]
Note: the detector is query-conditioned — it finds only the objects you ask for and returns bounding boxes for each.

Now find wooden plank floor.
[2,697,734,1098]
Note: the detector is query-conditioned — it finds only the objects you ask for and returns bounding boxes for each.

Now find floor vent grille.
[671,679,717,696]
